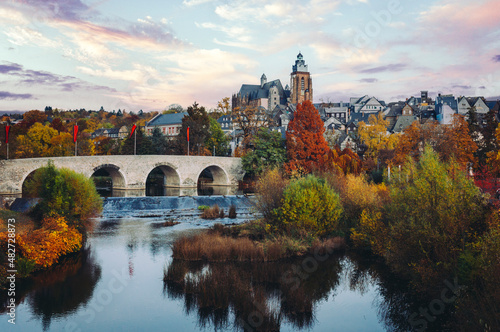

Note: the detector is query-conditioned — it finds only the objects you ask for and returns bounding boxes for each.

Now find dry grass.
[201,205,223,219]
[310,237,346,255]
[172,233,266,261]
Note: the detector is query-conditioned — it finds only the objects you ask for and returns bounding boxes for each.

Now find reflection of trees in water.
[26,246,102,331]
[164,255,344,331]
[165,251,477,332]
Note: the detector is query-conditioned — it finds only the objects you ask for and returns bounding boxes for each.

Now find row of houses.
[89,91,500,154]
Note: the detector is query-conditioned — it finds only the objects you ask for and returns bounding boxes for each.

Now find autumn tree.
[392,117,477,169]
[284,100,330,175]
[357,112,398,163]
[232,105,270,154]
[242,127,286,177]
[382,146,488,283]
[50,118,67,132]
[179,102,211,155]
[48,132,73,156]
[15,123,59,158]
[440,114,477,166]
[325,145,362,175]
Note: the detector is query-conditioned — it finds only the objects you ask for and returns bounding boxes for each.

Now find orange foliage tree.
[325,146,362,175]
[284,100,330,175]
[14,216,82,268]
[392,116,477,168]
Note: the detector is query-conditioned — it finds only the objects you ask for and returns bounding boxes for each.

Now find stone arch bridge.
[0,155,245,197]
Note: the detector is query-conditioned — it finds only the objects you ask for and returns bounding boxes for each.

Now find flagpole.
[75,140,77,156]
[134,127,137,155]
[187,126,190,156]
[6,143,8,160]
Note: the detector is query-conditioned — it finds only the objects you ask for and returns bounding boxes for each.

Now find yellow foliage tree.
[48,132,74,156]
[15,122,59,158]
[358,112,398,162]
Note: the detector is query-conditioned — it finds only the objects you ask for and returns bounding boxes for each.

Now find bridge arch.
[197,165,229,186]
[21,167,46,198]
[90,164,126,190]
[145,164,181,187]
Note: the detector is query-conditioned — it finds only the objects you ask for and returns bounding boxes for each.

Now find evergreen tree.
[120,127,154,155]
[150,127,168,154]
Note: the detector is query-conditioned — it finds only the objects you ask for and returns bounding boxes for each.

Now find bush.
[26,161,102,232]
[201,205,221,219]
[278,175,343,237]
[228,205,237,219]
[255,168,288,225]
[11,216,82,269]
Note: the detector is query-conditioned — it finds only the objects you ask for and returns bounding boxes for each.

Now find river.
[0,196,464,331]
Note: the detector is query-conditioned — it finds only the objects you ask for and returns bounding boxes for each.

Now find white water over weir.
[100,195,257,219]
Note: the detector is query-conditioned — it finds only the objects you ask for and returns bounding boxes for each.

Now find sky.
[0,0,499,113]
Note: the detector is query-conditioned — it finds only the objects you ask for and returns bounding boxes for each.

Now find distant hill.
[0,110,24,115]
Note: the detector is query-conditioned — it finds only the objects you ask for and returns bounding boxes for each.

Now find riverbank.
[171,221,345,262]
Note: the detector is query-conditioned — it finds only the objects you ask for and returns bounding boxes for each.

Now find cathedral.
[232,52,313,110]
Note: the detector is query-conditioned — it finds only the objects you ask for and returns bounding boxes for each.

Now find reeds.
[172,233,266,261]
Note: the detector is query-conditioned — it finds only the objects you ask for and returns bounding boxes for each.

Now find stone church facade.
[232,53,313,110]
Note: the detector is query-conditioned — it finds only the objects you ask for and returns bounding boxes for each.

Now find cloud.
[359,78,378,83]
[493,55,500,63]
[358,63,407,74]
[4,26,61,48]
[196,22,251,42]
[0,63,23,74]
[417,0,500,48]
[0,61,116,93]
[214,0,341,25]
[0,91,35,100]
[183,0,215,6]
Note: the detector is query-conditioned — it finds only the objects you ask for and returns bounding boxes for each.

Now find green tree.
[278,175,343,237]
[206,117,229,156]
[26,161,102,232]
[150,127,168,154]
[179,102,211,155]
[242,127,286,176]
[120,127,154,155]
[382,146,488,283]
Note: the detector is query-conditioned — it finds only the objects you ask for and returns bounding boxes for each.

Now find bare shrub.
[255,168,289,223]
[228,205,237,219]
[201,205,221,219]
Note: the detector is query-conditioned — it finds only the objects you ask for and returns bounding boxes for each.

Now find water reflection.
[0,246,101,331]
[163,255,345,331]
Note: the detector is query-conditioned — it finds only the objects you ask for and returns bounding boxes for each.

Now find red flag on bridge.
[130,124,137,138]
[187,126,190,142]
[5,125,10,144]
[73,125,78,143]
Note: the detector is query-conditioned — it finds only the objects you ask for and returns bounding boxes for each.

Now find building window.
[301,77,304,90]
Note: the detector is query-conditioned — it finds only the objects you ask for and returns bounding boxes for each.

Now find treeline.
[0,101,230,158]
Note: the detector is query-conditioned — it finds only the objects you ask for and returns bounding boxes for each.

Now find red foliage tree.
[284,100,330,174]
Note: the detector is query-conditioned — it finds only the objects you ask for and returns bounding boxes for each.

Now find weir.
[101,195,256,219]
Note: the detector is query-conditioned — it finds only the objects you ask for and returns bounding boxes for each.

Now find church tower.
[290,52,313,104]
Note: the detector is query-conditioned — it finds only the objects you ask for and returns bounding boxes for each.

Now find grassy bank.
[172,221,345,262]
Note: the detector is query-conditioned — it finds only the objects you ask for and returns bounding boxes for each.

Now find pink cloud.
[418,0,500,45]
